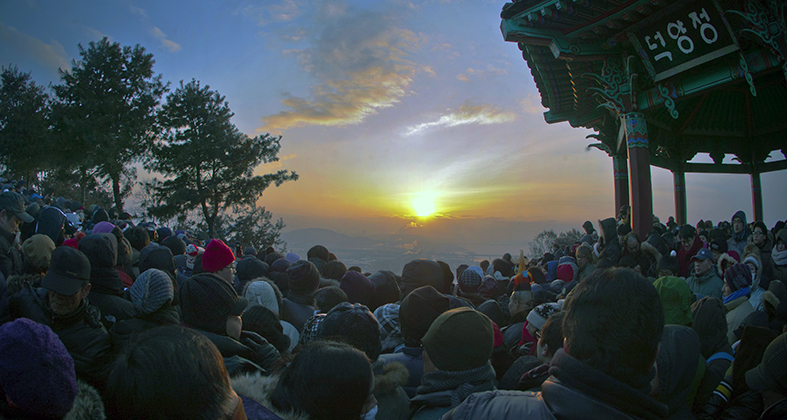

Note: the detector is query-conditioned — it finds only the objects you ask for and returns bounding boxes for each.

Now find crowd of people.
[1,181,786,420]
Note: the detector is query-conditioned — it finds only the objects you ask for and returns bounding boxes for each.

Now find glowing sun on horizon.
[412,192,437,217]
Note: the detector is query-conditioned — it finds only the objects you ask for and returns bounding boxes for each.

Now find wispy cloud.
[456,64,508,81]
[0,23,70,73]
[129,5,181,52]
[520,93,546,114]
[404,101,516,135]
[260,9,428,132]
[80,25,108,41]
[241,0,301,26]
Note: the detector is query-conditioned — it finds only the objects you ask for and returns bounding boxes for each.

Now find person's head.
[745,332,787,405]
[130,269,175,315]
[0,191,34,234]
[679,225,696,251]
[752,221,768,247]
[314,286,348,313]
[691,248,715,277]
[399,285,450,347]
[422,307,494,373]
[731,211,747,234]
[537,310,566,364]
[316,302,381,362]
[41,246,92,316]
[508,288,534,317]
[723,263,752,297]
[710,238,727,261]
[242,305,291,354]
[575,244,593,269]
[458,268,483,294]
[125,226,150,252]
[657,255,680,278]
[321,260,347,281]
[307,245,330,263]
[180,273,248,339]
[0,318,78,419]
[563,268,664,389]
[106,326,244,420]
[776,229,787,252]
[624,232,641,256]
[20,233,55,274]
[236,257,268,284]
[271,340,373,420]
[525,302,561,342]
[286,260,321,297]
[202,239,236,283]
[161,235,187,257]
[339,271,375,307]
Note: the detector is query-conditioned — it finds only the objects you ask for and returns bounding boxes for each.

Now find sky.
[2,0,785,254]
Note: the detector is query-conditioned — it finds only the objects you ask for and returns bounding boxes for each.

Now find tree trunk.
[112,173,123,215]
[80,167,88,206]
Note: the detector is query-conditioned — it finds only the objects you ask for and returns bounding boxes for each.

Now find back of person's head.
[125,226,150,251]
[271,340,372,420]
[161,235,187,257]
[105,326,240,420]
[658,255,680,276]
[321,260,347,281]
[539,310,566,358]
[422,307,494,372]
[562,268,664,388]
[21,233,55,274]
[399,285,451,347]
[316,302,381,361]
[314,286,348,313]
[242,305,291,354]
[307,245,330,262]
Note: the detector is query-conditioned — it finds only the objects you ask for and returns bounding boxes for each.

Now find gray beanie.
[129,268,174,315]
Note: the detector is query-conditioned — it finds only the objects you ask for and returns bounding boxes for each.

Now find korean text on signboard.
[629,1,738,81]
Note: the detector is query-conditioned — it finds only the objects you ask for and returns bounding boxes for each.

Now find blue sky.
[2,0,784,252]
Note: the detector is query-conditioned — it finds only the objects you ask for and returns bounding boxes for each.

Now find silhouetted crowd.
[1,183,786,420]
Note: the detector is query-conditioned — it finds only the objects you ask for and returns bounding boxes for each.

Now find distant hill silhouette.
[282,228,378,250]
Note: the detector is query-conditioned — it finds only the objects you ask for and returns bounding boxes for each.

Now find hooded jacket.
[597,218,621,265]
[80,233,136,329]
[727,211,751,257]
[724,296,754,345]
[656,326,703,420]
[690,297,733,414]
[686,268,724,300]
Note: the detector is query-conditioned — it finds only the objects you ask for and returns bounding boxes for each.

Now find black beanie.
[286,260,320,296]
[399,286,450,347]
[422,307,494,372]
[316,302,381,361]
[161,235,186,256]
[180,273,248,335]
[237,257,269,282]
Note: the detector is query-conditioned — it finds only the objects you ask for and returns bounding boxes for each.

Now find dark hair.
[540,310,565,357]
[752,221,767,235]
[105,326,236,420]
[314,286,348,313]
[658,255,679,275]
[125,226,150,252]
[242,305,291,354]
[307,245,330,262]
[271,341,372,420]
[562,268,664,388]
[317,302,381,361]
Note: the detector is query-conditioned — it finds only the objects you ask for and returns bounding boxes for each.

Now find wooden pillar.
[625,112,653,240]
[673,163,687,225]
[751,165,763,221]
[613,154,629,217]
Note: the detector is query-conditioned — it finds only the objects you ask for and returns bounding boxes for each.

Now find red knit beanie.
[202,239,235,273]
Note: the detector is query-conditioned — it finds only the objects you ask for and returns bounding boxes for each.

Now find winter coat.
[656,326,703,420]
[678,236,704,278]
[230,373,310,420]
[691,297,734,415]
[9,285,113,390]
[576,263,596,282]
[191,329,281,376]
[724,296,754,345]
[280,294,316,333]
[762,398,787,420]
[80,234,136,329]
[409,363,496,420]
[379,346,424,398]
[0,379,106,420]
[372,360,411,420]
[598,218,621,265]
[687,269,724,300]
[443,350,670,420]
[110,305,180,350]
[0,226,21,280]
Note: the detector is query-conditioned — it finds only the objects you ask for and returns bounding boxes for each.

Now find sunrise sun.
[412,192,437,217]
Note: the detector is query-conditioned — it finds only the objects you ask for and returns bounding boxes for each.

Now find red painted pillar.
[673,164,687,225]
[625,112,654,240]
[613,154,629,217]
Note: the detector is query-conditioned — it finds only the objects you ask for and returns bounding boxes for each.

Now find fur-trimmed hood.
[372,360,409,395]
[231,373,311,420]
[64,380,106,420]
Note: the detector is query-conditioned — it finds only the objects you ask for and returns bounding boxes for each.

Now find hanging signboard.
[628,0,738,82]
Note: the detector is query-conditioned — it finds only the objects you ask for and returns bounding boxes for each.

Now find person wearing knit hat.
[527,266,547,285]
[235,256,269,295]
[202,239,236,284]
[504,272,535,352]
[79,233,135,329]
[723,263,754,344]
[184,243,203,271]
[526,303,562,339]
[267,257,291,295]
[340,270,376,307]
[556,263,575,282]
[412,307,496,419]
[112,268,180,350]
[321,260,347,281]
[0,318,78,418]
[243,279,300,353]
[379,285,450,398]
[180,272,281,374]
[369,270,401,311]
[280,260,320,332]
[375,303,403,354]
[458,268,482,294]
[6,233,55,296]
[400,259,448,300]
[745,333,787,418]
[316,302,411,420]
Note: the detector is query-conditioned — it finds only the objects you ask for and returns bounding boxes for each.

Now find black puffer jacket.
[9,285,113,389]
[657,326,702,419]
[598,218,621,264]
[110,305,180,350]
[80,233,136,328]
[691,297,734,414]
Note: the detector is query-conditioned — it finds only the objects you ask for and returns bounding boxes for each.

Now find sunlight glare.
[412,192,437,217]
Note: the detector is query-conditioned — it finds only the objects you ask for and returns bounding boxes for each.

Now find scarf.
[772,247,787,266]
[724,286,751,305]
[415,362,496,407]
